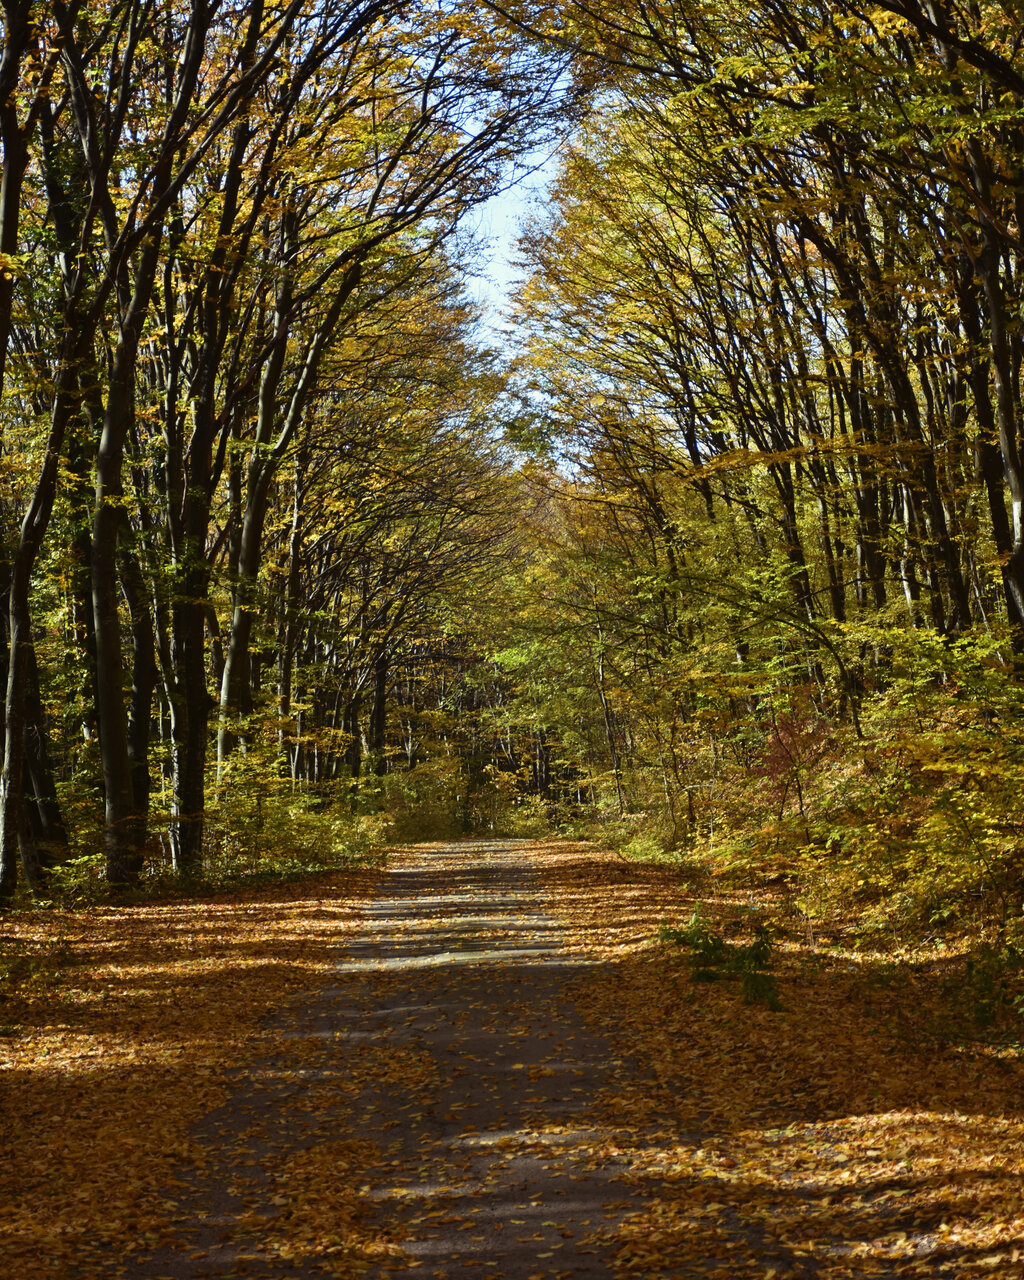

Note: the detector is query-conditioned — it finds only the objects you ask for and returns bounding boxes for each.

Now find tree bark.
[0,360,79,905]
[91,236,163,885]
[369,649,389,775]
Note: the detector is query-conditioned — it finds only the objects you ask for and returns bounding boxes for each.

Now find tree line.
[0,0,569,901]
[492,0,1024,935]
[6,0,1024,935]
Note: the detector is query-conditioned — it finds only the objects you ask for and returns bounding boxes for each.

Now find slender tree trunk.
[0,364,79,904]
[277,473,304,769]
[369,649,388,775]
[0,0,33,403]
[21,641,69,885]
[167,471,216,873]
[218,259,362,766]
[168,598,211,875]
[91,239,162,885]
[595,642,625,817]
[121,542,156,824]
[972,233,1024,648]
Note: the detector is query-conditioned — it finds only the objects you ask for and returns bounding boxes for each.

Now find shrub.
[658,909,783,1009]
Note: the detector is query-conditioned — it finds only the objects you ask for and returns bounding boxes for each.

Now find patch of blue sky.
[467,147,560,347]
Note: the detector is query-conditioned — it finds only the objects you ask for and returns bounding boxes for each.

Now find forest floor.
[2,838,1024,1279]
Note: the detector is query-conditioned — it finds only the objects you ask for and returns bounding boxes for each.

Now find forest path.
[93,838,1024,1280]
[127,839,683,1280]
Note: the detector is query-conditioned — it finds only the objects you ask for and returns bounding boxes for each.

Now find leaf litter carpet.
[4,839,1024,1278]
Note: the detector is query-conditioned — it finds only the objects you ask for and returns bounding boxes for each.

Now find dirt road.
[89,838,1024,1280]
[128,840,674,1279]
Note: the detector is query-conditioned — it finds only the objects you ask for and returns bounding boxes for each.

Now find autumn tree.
[0,0,573,900]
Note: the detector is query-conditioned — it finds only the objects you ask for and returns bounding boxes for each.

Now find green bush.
[45,853,107,907]
[364,758,467,841]
[659,909,783,1009]
[203,748,391,881]
[941,943,1024,1035]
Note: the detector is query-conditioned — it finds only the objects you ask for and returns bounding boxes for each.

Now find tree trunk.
[121,543,156,823]
[0,365,79,904]
[168,598,211,876]
[20,641,69,888]
[369,649,389,775]
[0,0,33,402]
[91,239,162,885]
